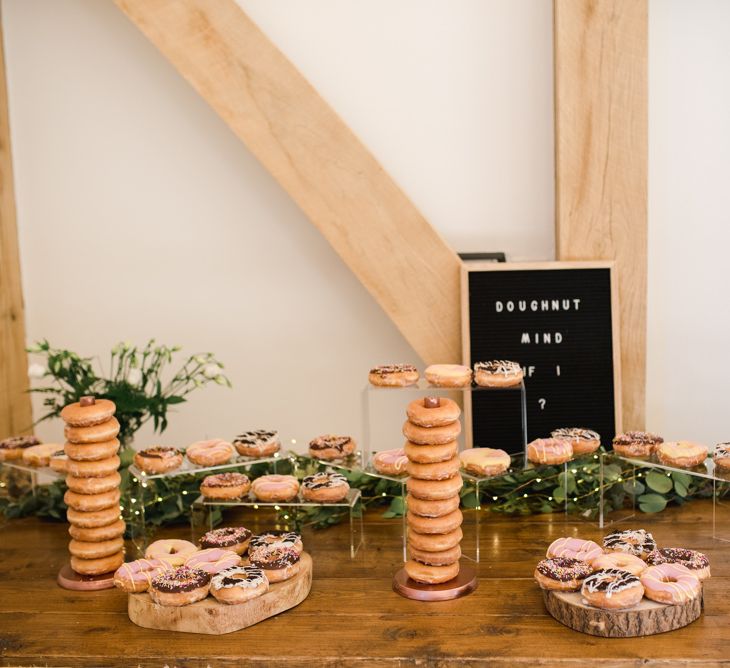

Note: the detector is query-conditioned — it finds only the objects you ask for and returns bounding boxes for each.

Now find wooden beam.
[0,9,33,437]
[116,0,462,364]
[554,0,648,430]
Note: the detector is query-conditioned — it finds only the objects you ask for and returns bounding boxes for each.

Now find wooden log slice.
[128,552,312,634]
[542,589,703,637]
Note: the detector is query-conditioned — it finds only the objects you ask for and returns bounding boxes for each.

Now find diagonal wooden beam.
[554,0,648,430]
[116,0,462,364]
[0,9,33,437]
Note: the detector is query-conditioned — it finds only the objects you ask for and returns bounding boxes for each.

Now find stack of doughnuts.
[403,396,463,585]
[61,396,125,576]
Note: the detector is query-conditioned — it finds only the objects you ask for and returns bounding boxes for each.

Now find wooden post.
[116,0,463,364]
[554,0,648,430]
[0,9,33,437]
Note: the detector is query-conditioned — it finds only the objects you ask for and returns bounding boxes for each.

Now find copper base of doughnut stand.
[392,564,477,601]
[57,563,116,591]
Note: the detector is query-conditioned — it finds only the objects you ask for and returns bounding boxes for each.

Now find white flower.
[27,363,47,378]
[203,363,221,379]
[126,368,143,386]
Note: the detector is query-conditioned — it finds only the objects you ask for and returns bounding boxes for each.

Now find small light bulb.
[492,496,498,501]
[274,505,280,511]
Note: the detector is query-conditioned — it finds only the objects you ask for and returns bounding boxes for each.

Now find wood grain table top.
[1,501,728,666]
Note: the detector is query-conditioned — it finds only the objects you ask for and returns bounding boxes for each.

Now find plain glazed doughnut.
[185,438,235,466]
[404,440,458,464]
[64,488,120,512]
[546,537,602,562]
[612,431,663,458]
[145,539,198,566]
[66,471,121,495]
[0,435,40,461]
[69,518,126,543]
[550,428,601,456]
[64,417,120,444]
[61,397,116,427]
[113,557,175,593]
[406,493,460,517]
[581,568,644,610]
[646,547,711,581]
[65,455,120,479]
[424,364,472,388]
[534,557,594,591]
[403,420,461,445]
[408,527,463,552]
[368,364,419,387]
[406,397,460,427]
[641,563,701,604]
[250,474,299,502]
[199,527,252,555]
[133,447,183,475]
[301,471,350,502]
[22,442,64,467]
[404,559,459,584]
[406,456,460,481]
[473,360,523,388]
[527,438,573,465]
[210,565,269,604]
[409,544,461,566]
[233,430,280,457]
[149,566,211,606]
[308,435,356,461]
[602,529,657,559]
[64,438,120,461]
[713,443,730,472]
[70,550,124,576]
[407,508,462,534]
[406,473,462,500]
[249,547,301,583]
[69,536,125,560]
[372,448,409,476]
[184,548,241,574]
[591,552,647,576]
[656,441,708,468]
[459,448,511,476]
[200,472,251,500]
[66,505,120,528]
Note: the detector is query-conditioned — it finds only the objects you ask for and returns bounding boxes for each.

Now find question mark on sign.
[538,398,546,410]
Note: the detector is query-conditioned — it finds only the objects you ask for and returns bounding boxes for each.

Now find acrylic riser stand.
[599,451,730,541]
[362,380,528,563]
[128,452,281,555]
[0,459,63,530]
[190,487,364,558]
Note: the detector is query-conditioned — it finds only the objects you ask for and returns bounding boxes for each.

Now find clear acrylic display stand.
[0,458,62,496]
[599,451,730,541]
[128,453,281,554]
[190,488,364,558]
[362,380,528,563]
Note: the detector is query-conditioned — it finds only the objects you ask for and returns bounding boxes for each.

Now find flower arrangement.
[27,339,231,446]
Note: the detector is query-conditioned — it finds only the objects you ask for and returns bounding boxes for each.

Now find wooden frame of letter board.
[460,261,622,448]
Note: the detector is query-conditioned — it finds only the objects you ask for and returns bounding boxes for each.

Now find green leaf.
[387,496,405,516]
[166,396,186,405]
[461,491,479,509]
[638,493,667,513]
[674,480,689,497]
[552,486,566,503]
[671,471,693,487]
[646,470,673,493]
[623,480,645,496]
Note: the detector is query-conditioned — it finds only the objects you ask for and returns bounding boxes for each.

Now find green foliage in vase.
[26,339,231,444]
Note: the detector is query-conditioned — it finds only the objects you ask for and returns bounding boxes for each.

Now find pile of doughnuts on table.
[535,529,710,609]
[132,430,355,504]
[113,527,304,606]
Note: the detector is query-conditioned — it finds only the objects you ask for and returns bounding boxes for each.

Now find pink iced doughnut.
[527,438,573,465]
[641,563,701,604]
[144,539,199,566]
[184,547,242,574]
[113,558,175,593]
[547,537,602,562]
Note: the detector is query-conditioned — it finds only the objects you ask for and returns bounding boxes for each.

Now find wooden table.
[1,501,728,666]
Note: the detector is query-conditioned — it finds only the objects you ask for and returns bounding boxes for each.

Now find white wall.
[646,0,730,445]
[2,0,555,449]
